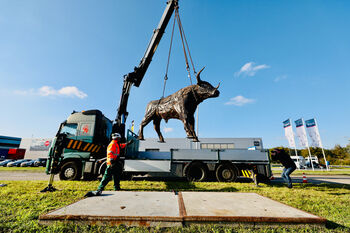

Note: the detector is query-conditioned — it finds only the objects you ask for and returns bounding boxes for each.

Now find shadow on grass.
[165,181,197,191]
[301,183,350,191]
[326,220,349,231]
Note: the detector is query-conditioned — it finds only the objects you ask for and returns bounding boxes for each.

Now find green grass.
[0,180,349,232]
[0,167,46,173]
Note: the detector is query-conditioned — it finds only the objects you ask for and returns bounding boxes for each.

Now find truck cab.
[46,110,112,180]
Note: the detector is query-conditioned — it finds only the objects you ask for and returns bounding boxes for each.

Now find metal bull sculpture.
[138,67,220,142]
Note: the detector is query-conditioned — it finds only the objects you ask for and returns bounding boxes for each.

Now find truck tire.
[59,161,82,181]
[185,161,208,182]
[216,163,238,182]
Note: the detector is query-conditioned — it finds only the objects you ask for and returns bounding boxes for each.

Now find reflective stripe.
[83,143,90,151]
[77,141,82,150]
[67,140,74,148]
[72,140,78,149]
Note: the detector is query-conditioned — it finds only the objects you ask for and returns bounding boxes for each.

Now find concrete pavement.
[39,191,326,227]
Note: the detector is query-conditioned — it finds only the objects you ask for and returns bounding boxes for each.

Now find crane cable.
[161,6,198,101]
[175,8,199,102]
[176,8,196,77]
[162,6,177,99]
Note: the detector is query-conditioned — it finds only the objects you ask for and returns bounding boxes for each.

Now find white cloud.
[274,75,287,82]
[14,86,87,99]
[225,95,255,106]
[235,62,270,77]
[163,127,174,133]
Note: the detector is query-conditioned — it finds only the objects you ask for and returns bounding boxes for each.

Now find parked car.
[7,159,31,167]
[34,158,47,167]
[290,156,306,169]
[20,160,36,167]
[306,161,320,168]
[0,159,14,167]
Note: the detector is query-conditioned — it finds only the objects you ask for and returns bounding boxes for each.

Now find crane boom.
[113,0,179,138]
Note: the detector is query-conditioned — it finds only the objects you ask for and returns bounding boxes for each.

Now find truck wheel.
[216,163,238,182]
[185,162,208,182]
[59,161,82,181]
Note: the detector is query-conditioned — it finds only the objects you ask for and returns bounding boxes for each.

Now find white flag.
[294,118,309,148]
[305,118,322,147]
[283,119,296,148]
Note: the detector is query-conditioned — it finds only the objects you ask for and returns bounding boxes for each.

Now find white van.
[290,156,306,169]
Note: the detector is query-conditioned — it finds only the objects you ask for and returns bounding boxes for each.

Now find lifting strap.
[161,6,198,102]
[162,7,177,99]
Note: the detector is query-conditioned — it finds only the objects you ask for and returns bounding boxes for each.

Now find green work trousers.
[97,162,123,191]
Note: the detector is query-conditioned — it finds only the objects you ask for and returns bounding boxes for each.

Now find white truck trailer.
[122,131,272,183]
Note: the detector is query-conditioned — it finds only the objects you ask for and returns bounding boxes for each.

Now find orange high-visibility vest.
[106,140,126,165]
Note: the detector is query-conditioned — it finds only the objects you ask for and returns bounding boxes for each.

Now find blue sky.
[0,0,349,149]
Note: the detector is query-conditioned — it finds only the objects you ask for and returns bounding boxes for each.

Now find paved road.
[0,171,349,185]
[0,171,57,181]
[289,175,350,185]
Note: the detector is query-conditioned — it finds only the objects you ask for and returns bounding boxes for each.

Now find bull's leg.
[187,115,199,142]
[153,118,165,143]
[138,116,153,140]
[181,117,195,139]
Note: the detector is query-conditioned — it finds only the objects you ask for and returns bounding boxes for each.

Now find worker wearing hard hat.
[85,133,133,197]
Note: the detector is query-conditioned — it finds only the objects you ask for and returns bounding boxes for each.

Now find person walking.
[271,149,296,188]
[85,133,132,197]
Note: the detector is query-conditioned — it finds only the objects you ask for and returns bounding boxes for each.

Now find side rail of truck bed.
[124,149,270,172]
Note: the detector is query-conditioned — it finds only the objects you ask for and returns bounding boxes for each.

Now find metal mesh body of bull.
[138,68,220,142]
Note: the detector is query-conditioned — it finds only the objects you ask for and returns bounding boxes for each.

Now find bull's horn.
[196,67,205,83]
[215,82,220,89]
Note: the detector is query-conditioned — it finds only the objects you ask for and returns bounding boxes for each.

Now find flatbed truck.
[43,0,271,191]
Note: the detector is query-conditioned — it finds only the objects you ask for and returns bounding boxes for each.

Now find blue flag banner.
[305,119,316,128]
[305,118,322,147]
[283,119,296,147]
[294,118,309,147]
[283,119,291,128]
[295,118,303,128]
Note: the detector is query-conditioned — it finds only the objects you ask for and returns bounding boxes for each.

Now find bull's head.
[195,67,220,100]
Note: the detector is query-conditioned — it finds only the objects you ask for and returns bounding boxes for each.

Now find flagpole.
[302,118,314,171]
[307,146,314,171]
[290,118,299,157]
[315,118,329,171]
[289,118,300,169]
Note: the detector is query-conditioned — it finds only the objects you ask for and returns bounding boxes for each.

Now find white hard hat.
[111,133,121,139]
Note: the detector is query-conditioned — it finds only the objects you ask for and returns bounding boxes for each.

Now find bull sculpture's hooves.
[158,140,165,143]
[138,137,145,141]
[192,139,200,142]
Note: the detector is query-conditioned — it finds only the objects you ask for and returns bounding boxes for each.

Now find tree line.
[270,143,350,165]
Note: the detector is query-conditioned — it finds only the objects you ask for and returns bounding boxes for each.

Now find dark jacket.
[274,151,296,169]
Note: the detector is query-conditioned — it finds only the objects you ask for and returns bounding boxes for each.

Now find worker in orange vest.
[85,133,132,197]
